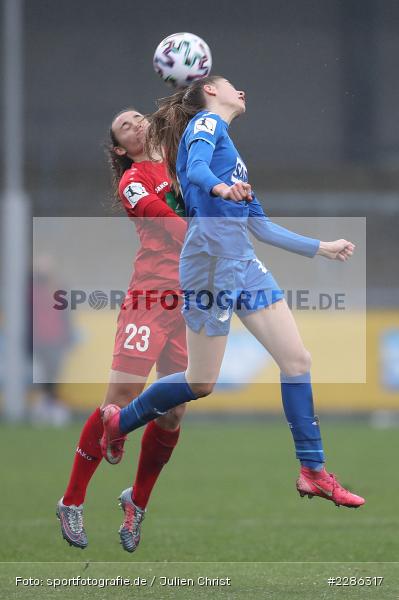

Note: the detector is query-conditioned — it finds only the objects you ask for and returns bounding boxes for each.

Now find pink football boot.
[297,467,365,508]
[100,404,127,464]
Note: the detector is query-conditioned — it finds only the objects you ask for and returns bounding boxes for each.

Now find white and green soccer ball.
[153,32,212,89]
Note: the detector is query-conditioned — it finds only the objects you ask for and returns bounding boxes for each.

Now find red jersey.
[118,161,186,291]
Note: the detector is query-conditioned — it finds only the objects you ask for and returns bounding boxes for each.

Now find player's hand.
[317,239,355,261]
[212,182,253,202]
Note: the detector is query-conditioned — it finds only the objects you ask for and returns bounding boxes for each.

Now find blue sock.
[280,372,325,469]
[119,372,196,434]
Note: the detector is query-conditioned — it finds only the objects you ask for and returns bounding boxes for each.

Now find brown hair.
[105,108,138,202]
[146,75,223,190]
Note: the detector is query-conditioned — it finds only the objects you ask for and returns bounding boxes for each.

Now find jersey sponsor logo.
[193,116,217,135]
[155,180,169,194]
[231,156,248,183]
[123,182,149,208]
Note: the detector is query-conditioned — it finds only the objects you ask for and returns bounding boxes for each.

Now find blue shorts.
[179,253,284,336]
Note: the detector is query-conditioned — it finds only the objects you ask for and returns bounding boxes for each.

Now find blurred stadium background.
[1,0,399,594]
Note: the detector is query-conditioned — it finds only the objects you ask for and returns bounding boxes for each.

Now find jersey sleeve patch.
[193,116,217,135]
[122,182,149,208]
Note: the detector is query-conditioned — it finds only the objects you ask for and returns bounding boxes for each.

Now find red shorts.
[112,294,187,377]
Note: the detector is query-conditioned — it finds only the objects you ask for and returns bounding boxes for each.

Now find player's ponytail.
[147,75,223,191]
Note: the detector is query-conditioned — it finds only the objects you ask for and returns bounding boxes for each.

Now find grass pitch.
[1,419,398,599]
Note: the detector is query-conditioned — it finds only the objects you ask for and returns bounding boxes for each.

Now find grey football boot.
[56,497,88,549]
[118,487,146,553]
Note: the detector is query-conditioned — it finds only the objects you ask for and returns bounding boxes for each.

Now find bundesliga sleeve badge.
[123,182,149,208]
[193,116,217,135]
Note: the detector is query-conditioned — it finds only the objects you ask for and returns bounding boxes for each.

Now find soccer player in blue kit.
[102,76,365,510]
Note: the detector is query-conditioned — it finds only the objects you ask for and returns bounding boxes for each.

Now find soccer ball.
[153,32,212,89]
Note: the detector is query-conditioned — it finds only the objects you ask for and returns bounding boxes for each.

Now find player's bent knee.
[281,349,312,377]
[295,349,312,374]
[189,382,215,398]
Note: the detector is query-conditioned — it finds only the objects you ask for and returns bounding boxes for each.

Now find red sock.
[132,420,180,509]
[63,407,104,506]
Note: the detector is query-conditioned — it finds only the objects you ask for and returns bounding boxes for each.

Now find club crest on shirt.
[194,116,217,135]
[231,157,248,183]
[123,182,149,208]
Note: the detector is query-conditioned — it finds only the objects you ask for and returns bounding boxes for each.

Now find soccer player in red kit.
[57,109,188,553]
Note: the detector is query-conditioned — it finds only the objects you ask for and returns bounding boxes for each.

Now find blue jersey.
[176,110,320,260]
[177,110,255,259]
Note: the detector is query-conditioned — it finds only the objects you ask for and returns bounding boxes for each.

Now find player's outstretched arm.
[247,197,320,257]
